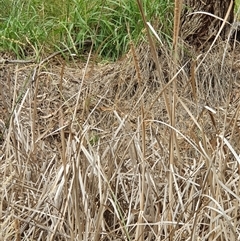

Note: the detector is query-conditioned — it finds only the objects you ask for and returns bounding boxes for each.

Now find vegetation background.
[1,0,240,241]
[0,0,173,60]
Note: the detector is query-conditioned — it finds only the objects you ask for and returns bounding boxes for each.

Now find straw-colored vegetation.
[1,0,240,241]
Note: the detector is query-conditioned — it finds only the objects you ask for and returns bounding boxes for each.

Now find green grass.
[0,0,174,60]
[237,0,240,8]
[236,0,240,19]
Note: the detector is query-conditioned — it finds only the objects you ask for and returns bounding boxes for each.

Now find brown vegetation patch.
[1,40,240,240]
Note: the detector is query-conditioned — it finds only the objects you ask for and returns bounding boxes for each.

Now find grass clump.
[0,0,173,60]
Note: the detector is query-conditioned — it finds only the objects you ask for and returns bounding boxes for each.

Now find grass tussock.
[1,35,240,240]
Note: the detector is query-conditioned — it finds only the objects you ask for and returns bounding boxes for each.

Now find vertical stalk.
[169,0,182,240]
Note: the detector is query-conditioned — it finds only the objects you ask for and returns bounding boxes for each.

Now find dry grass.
[1,36,240,241]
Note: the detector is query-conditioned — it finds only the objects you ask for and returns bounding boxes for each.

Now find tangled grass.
[1,32,240,241]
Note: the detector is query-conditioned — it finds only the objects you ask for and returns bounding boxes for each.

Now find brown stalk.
[168,1,182,239]
[136,0,171,119]
[59,62,68,198]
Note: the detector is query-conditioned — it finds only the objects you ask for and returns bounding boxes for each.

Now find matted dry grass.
[1,40,240,241]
